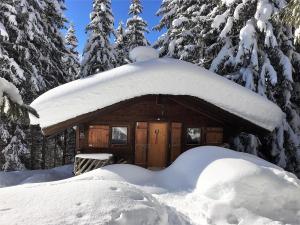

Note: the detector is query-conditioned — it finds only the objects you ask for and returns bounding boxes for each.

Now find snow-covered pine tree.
[125,0,149,51]
[200,0,300,174]
[65,23,80,80]
[1,0,73,170]
[155,0,300,175]
[0,77,31,171]
[154,0,206,62]
[115,21,128,66]
[2,125,28,171]
[80,0,117,77]
[282,0,300,42]
[0,1,30,171]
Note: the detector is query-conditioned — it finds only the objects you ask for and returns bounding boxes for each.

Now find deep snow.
[30,57,282,132]
[1,147,300,225]
[0,165,73,188]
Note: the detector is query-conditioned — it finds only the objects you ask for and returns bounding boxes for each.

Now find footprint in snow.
[76,212,84,218]
[110,186,121,192]
[226,214,239,224]
[0,208,11,212]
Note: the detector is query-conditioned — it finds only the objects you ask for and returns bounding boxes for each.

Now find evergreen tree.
[1,0,72,171]
[199,0,300,175]
[154,0,206,62]
[125,0,149,51]
[282,0,300,42]
[115,21,128,66]
[155,0,300,175]
[65,23,80,80]
[80,0,117,77]
[0,77,31,171]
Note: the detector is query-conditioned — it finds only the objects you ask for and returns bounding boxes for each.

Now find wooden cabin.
[30,48,282,169]
[72,94,268,168]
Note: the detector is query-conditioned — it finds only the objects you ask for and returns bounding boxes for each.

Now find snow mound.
[1,147,299,225]
[0,179,190,225]
[129,46,159,62]
[194,157,300,224]
[30,58,282,133]
[0,165,73,188]
[94,147,300,224]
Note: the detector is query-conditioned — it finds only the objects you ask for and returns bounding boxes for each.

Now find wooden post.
[62,130,67,165]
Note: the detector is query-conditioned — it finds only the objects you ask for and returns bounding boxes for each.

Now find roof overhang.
[30,58,283,135]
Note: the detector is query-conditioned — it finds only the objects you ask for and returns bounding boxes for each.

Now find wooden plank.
[135,122,148,167]
[147,123,168,168]
[88,125,109,148]
[170,122,182,162]
[206,127,223,145]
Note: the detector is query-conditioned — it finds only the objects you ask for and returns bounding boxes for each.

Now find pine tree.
[282,0,300,42]
[125,0,149,51]
[115,21,128,66]
[80,0,117,77]
[202,0,300,174]
[2,125,28,171]
[155,0,300,175]
[1,0,73,171]
[154,0,205,62]
[0,77,31,171]
[65,23,80,80]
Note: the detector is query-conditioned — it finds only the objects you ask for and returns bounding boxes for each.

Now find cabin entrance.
[147,122,168,168]
[135,121,183,169]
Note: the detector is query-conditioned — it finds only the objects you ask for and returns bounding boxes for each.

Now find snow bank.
[1,147,299,225]
[82,147,300,224]
[0,174,190,225]
[0,165,73,188]
[30,58,282,132]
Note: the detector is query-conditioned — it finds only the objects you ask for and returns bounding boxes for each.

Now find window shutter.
[171,123,182,162]
[135,122,148,167]
[205,127,223,145]
[88,125,109,148]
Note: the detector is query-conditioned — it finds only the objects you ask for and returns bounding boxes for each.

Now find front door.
[147,122,168,168]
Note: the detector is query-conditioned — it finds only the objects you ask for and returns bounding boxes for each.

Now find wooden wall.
[76,95,238,164]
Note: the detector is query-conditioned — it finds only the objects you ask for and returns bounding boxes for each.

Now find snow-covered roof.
[30,58,283,132]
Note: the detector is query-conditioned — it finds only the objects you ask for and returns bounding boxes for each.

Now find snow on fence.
[74,154,114,175]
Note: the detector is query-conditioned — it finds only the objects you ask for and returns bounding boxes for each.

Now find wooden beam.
[167,96,226,125]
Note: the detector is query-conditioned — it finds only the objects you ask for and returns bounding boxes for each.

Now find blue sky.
[64,0,164,55]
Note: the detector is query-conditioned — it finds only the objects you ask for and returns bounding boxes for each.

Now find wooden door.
[147,122,168,168]
[135,122,148,167]
[170,123,182,163]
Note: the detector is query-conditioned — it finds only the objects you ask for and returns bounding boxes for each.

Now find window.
[186,128,201,145]
[111,127,128,145]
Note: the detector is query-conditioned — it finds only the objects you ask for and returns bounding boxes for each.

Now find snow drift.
[0,165,73,188]
[1,147,299,225]
[30,57,282,132]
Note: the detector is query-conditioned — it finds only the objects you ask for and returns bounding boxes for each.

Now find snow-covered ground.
[0,147,300,225]
[0,165,73,188]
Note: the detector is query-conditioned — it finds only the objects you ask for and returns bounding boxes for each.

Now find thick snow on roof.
[129,46,159,62]
[30,58,283,131]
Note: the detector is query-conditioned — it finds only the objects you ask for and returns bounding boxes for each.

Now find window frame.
[110,126,129,146]
[186,127,202,145]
